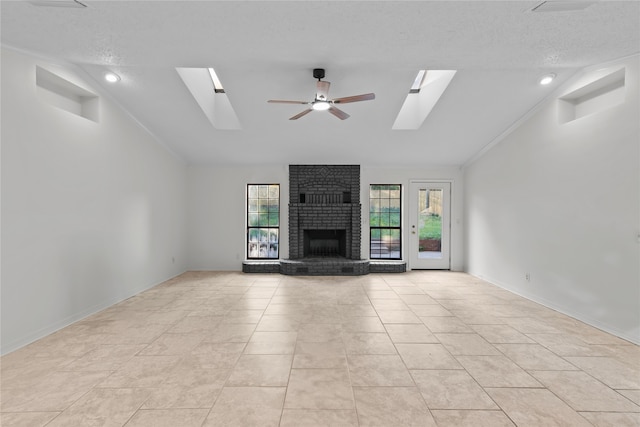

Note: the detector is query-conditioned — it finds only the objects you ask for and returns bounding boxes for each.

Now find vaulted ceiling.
[2,1,639,166]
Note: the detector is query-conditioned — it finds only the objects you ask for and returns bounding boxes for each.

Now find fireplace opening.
[304,230,347,258]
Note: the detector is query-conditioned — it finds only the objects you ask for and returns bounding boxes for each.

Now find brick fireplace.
[281,165,368,275]
[288,165,361,260]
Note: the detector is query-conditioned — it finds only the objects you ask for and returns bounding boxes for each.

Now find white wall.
[187,164,463,271]
[1,48,188,354]
[464,55,640,343]
[187,165,289,270]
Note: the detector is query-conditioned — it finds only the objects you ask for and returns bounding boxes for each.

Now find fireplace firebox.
[304,229,346,257]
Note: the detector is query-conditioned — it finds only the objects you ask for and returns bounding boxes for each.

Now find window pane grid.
[369,184,401,260]
[247,184,279,259]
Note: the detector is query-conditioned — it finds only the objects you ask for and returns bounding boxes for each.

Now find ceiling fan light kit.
[268,68,375,120]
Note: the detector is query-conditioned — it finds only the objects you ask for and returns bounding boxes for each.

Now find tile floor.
[1,271,639,426]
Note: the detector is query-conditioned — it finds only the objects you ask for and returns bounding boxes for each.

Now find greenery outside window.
[247,184,279,259]
[369,184,401,259]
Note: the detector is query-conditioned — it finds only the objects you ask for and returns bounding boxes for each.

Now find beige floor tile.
[530,370,640,412]
[430,409,515,426]
[165,316,222,334]
[347,354,414,386]
[280,409,358,426]
[46,388,151,426]
[495,343,578,370]
[62,344,147,371]
[293,342,348,369]
[455,355,542,387]
[203,323,256,343]
[487,387,592,426]
[369,299,409,310]
[366,290,401,299]
[399,294,437,304]
[526,333,607,357]
[385,323,438,343]
[284,368,354,409]
[142,365,227,409]
[396,343,463,369]
[411,369,498,409]
[408,304,453,316]
[503,317,560,334]
[578,411,640,427]
[225,354,292,386]
[138,333,204,356]
[297,323,342,342]
[451,310,503,325]
[471,324,535,344]
[244,331,298,355]
[342,332,397,355]
[232,298,271,310]
[293,353,349,370]
[125,409,209,427]
[596,344,640,368]
[15,338,102,360]
[188,342,245,369]
[203,386,285,427]
[97,355,180,388]
[353,386,436,426]
[1,356,80,388]
[255,315,301,331]
[377,310,422,324]
[421,316,473,333]
[341,317,386,333]
[338,304,377,317]
[2,371,112,412]
[4,272,639,427]
[435,333,501,356]
[619,389,640,406]
[221,309,264,324]
[566,356,640,389]
[0,412,60,427]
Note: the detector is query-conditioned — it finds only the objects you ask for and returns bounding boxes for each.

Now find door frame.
[408,180,452,270]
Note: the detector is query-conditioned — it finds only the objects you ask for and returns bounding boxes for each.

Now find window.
[369,184,401,259]
[247,184,279,259]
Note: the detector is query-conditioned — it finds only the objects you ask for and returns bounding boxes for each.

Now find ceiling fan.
[268,68,375,120]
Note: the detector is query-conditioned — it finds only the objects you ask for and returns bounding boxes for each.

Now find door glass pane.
[418,188,442,259]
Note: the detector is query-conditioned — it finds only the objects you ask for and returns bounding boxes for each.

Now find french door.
[408,181,451,269]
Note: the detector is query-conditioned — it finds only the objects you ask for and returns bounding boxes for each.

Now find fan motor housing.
[313,68,325,80]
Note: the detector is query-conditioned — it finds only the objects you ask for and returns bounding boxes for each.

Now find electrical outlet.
[525,273,531,282]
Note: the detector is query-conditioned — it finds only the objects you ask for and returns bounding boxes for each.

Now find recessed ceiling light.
[539,73,556,85]
[104,72,121,83]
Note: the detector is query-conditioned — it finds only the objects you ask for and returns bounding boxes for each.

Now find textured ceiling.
[2,1,639,166]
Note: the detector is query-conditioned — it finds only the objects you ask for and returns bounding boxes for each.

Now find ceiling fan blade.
[328,106,350,120]
[332,93,375,104]
[316,81,330,101]
[268,100,309,104]
[289,109,313,120]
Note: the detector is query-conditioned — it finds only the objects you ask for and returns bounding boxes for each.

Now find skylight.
[176,67,241,130]
[392,70,457,130]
